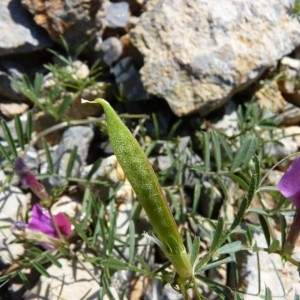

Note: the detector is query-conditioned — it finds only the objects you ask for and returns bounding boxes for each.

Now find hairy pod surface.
[82,98,192,280]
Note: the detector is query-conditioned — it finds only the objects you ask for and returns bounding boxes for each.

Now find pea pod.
[82,98,192,280]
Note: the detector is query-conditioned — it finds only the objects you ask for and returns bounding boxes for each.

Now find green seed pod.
[82,98,192,280]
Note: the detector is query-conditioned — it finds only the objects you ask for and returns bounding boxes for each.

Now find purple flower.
[12,204,72,249]
[277,157,300,254]
[277,157,300,207]
[29,204,72,239]
[13,158,72,248]
[14,157,49,201]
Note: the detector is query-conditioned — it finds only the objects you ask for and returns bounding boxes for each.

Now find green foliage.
[0,65,299,300]
[13,39,107,121]
[0,246,64,288]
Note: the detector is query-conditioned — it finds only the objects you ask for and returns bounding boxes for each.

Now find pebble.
[101,37,123,66]
[64,60,90,80]
[0,102,29,119]
[51,195,82,220]
[103,2,130,28]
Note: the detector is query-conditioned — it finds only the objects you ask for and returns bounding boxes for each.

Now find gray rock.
[49,126,94,186]
[111,57,148,100]
[0,0,51,56]
[101,37,123,66]
[212,101,240,138]
[23,147,40,174]
[263,126,300,160]
[149,155,172,172]
[0,71,22,102]
[103,1,130,28]
[22,0,101,47]
[131,0,300,116]
[149,137,202,188]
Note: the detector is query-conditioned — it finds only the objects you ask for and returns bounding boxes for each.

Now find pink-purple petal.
[277,157,300,208]
[54,213,72,236]
[22,172,40,188]
[28,204,56,238]
[28,204,72,239]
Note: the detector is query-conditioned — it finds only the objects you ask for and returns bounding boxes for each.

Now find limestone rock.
[24,257,101,300]
[131,0,300,116]
[255,80,286,113]
[263,126,300,160]
[0,0,51,56]
[0,102,29,119]
[212,101,240,138]
[94,155,126,183]
[0,170,28,266]
[51,195,82,220]
[242,232,300,299]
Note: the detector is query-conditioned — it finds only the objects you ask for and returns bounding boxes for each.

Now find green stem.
[283,207,300,255]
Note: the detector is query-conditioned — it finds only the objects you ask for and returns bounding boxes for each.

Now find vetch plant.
[13,157,72,248]
[0,156,78,289]
[2,83,300,297]
[82,98,193,293]
[13,38,107,122]
[277,157,300,255]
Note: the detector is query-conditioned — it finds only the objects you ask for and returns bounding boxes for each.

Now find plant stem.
[283,207,300,255]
